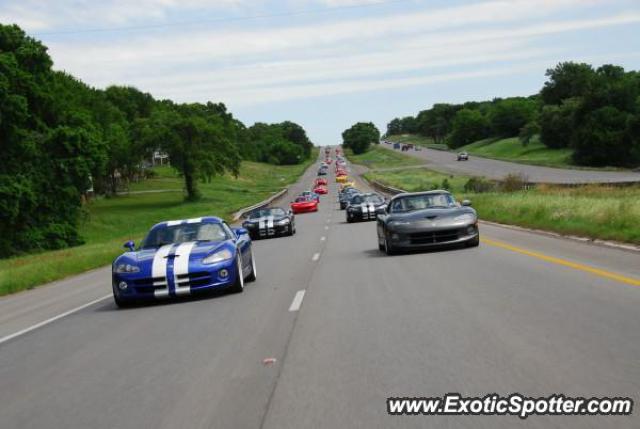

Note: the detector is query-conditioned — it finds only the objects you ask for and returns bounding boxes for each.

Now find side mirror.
[461,200,472,207]
[123,240,135,251]
[233,227,249,238]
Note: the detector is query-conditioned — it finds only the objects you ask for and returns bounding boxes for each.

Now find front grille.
[176,271,212,288]
[409,228,464,245]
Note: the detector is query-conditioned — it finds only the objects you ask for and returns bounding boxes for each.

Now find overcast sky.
[1,0,639,144]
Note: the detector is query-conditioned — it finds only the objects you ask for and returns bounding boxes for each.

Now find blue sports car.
[112,216,257,307]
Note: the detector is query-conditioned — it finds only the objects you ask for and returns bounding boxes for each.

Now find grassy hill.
[0,154,317,296]
[461,137,573,168]
[386,134,575,168]
[345,145,423,169]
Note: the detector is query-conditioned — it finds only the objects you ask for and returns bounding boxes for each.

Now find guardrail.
[369,179,407,195]
[232,188,289,221]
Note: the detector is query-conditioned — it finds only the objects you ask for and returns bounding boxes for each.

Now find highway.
[380,143,640,184]
[0,156,639,429]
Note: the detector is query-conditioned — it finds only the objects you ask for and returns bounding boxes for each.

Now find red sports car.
[315,178,328,186]
[325,158,333,164]
[291,196,319,214]
[313,185,328,195]
[336,170,347,177]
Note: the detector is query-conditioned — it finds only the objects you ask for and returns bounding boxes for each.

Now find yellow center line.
[481,238,640,287]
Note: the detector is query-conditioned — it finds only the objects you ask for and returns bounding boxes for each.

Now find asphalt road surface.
[1,156,639,429]
[380,143,640,184]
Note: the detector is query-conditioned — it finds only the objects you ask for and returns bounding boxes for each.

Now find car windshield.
[351,194,383,204]
[142,222,230,248]
[390,193,457,213]
[248,208,285,219]
[295,196,310,202]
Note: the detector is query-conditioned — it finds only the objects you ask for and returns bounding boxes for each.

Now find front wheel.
[113,293,133,308]
[466,234,480,247]
[246,248,257,282]
[228,254,245,293]
[384,235,396,255]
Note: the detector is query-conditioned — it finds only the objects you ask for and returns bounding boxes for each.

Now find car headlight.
[454,214,476,223]
[276,218,290,225]
[114,263,140,273]
[202,248,234,264]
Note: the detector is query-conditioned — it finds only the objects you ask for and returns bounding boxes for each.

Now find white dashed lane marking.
[289,290,306,312]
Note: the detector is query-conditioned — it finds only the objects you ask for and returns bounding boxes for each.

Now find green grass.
[364,167,640,245]
[470,186,640,244]
[346,145,424,169]
[0,153,317,296]
[365,168,467,193]
[461,136,574,168]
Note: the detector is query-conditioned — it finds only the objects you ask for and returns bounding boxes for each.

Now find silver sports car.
[376,190,479,255]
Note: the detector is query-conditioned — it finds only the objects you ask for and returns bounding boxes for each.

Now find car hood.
[244,214,287,224]
[388,206,476,222]
[122,240,230,264]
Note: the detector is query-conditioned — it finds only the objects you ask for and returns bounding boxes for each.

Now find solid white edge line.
[321,236,326,241]
[324,226,329,230]
[0,294,112,346]
[288,290,306,312]
[312,253,321,261]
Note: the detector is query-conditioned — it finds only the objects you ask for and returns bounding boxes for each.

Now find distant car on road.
[338,187,360,209]
[291,195,319,214]
[393,142,400,149]
[346,192,387,222]
[112,217,256,306]
[242,207,295,239]
[313,185,328,195]
[376,191,479,254]
[301,191,320,202]
[457,152,469,161]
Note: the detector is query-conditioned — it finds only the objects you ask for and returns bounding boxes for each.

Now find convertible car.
[112,217,256,307]
[346,192,387,222]
[242,207,295,239]
[291,195,319,213]
[376,191,479,255]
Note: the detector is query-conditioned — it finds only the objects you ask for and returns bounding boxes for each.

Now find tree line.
[385,62,640,167]
[0,24,313,257]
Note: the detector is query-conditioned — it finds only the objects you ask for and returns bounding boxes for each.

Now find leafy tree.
[139,103,240,200]
[539,99,578,149]
[540,62,595,105]
[342,122,380,154]
[571,106,633,166]
[387,118,402,135]
[416,104,460,143]
[448,108,489,148]
[488,97,538,137]
[519,121,540,146]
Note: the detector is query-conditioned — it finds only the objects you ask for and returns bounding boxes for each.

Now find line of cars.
[337,149,480,255]
[112,154,336,307]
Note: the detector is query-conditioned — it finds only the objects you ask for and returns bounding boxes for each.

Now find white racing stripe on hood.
[259,217,266,230]
[173,241,196,297]
[152,244,172,298]
[369,203,375,214]
[267,216,274,229]
[361,203,368,214]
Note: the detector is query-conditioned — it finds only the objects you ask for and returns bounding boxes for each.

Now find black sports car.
[339,187,361,210]
[376,190,479,254]
[242,207,295,239]
[345,192,387,222]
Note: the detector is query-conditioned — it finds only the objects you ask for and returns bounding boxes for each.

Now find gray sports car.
[376,190,479,254]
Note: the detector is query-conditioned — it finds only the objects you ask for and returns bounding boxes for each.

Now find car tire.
[384,235,396,255]
[466,234,480,247]
[246,248,257,282]
[113,293,133,308]
[229,254,245,293]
